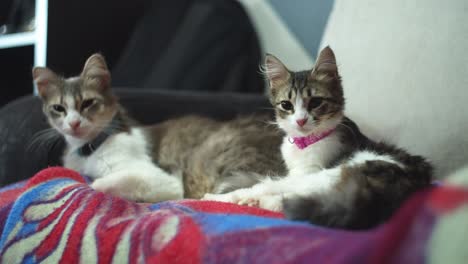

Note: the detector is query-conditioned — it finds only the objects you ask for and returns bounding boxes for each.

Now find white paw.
[202,188,256,204]
[91,176,144,202]
[236,194,283,212]
[258,194,283,212]
[91,171,183,203]
[202,191,251,205]
[237,196,260,207]
[203,190,283,212]
[202,193,236,203]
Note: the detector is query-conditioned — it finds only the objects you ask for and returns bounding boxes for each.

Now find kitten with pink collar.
[204,47,432,229]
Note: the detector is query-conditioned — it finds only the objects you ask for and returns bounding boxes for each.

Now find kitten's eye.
[308,98,323,110]
[81,99,95,111]
[280,101,294,111]
[52,104,66,113]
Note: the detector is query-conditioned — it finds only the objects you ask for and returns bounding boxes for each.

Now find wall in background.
[269,0,334,57]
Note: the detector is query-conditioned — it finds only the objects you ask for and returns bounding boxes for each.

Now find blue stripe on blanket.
[0,178,77,247]
[194,213,306,234]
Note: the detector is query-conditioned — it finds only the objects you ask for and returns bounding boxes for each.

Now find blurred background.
[0,0,331,106]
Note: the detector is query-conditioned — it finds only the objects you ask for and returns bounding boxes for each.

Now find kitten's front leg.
[202,187,259,204]
[203,188,285,212]
[91,164,184,203]
[251,193,285,212]
[203,176,299,211]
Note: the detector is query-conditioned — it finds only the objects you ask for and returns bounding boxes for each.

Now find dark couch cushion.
[111,0,263,93]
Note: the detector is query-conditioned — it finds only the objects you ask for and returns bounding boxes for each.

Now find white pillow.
[320,0,468,178]
[236,0,313,70]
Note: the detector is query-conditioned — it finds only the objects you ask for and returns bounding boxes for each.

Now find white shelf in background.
[0,32,36,49]
[0,0,48,69]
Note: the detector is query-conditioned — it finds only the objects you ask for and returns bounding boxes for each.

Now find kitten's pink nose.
[69,120,81,130]
[296,118,308,127]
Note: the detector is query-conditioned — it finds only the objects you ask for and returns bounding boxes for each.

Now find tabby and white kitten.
[204,47,432,229]
[33,54,285,203]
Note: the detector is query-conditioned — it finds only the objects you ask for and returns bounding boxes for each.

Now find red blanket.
[1,167,467,263]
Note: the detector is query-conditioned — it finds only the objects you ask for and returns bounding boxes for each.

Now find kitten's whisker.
[27,128,61,154]
[31,133,60,152]
[266,121,281,129]
[29,128,57,144]
[258,106,276,111]
[31,128,55,137]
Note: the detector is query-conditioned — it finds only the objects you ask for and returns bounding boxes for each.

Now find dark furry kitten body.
[146,114,286,199]
[283,117,432,229]
[204,47,432,229]
[273,47,432,229]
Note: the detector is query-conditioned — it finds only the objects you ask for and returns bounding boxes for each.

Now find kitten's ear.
[312,46,338,76]
[263,54,290,88]
[32,67,58,98]
[81,53,111,90]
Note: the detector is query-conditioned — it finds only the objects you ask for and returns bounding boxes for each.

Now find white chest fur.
[62,127,183,202]
[281,132,344,177]
[63,128,150,178]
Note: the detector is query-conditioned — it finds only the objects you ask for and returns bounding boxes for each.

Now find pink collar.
[291,128,336,150]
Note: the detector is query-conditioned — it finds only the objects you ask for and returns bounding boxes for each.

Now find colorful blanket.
[1,167,467,263]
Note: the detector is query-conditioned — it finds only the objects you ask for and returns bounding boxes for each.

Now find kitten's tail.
[283,194,354,229]
[282,158,431,229]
